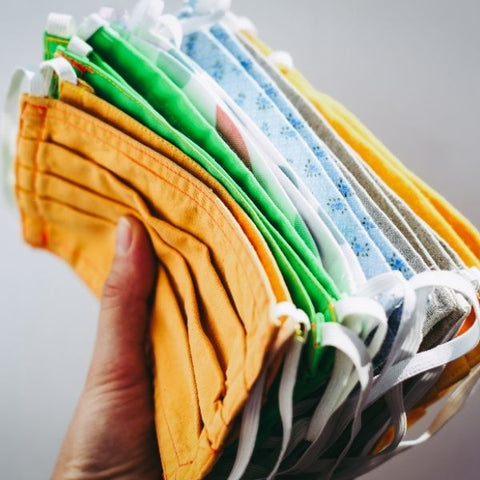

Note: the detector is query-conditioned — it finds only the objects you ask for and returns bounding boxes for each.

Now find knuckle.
[101,269,127,305]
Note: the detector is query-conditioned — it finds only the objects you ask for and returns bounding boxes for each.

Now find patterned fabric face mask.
[180,25,410,281]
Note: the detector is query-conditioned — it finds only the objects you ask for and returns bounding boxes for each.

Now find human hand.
[52,217,162,479]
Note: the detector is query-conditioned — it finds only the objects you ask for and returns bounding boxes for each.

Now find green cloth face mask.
[45,32,339,380]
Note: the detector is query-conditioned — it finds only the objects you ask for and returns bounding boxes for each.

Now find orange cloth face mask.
[57,81,289,303]
[15,93,296,480]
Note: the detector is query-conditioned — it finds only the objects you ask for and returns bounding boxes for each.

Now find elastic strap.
[269,50,294,69]
[325,363,480,480]
[284,322,372,475]
[46,12,76,38]
[67,36,93,58]
[222,11,257,35]
[305,295,388,443]
[401,362,480,448]
[293,273,415,472]
[265,306,310,480]
[371,271,479,400]
[179,0,230,35]
[2,68,35,204]
[322,270,480,467]
[77,13,108,41]
[226,369,266,480]
[130,0,184,50]
[31,58,77,98]
[226,303,308,480]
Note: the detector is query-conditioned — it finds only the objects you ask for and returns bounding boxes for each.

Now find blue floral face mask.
[177,18,411,281]
[216,23,421,275]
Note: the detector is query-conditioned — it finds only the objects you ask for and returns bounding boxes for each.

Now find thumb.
[87,216,157,389]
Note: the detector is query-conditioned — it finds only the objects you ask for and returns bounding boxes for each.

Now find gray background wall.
[1,1,479,478]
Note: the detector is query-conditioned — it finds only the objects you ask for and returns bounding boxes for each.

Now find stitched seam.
[20,141,264,382]
[56,51,94,74]
[36,103,278,384]
[32,106,48,245]
[159,389,185,467]
[63,83,207,167]
[59,51,172,133]
[23,105,269,312]
[28,123,266,334]
[56,66,253,243]
[16,188,110,279]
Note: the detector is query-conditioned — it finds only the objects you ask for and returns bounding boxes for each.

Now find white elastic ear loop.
[336,297,388,358]
[98,7,116,23]
[67,36,93,58]
[350,271,480,454]
[332,314,480,480]
[269,50,295,69]
[226,369,266,480]
[297,276,400,477]
[222,11,257,35]
[31,58,78,98]
[348,273,415,445]
[375,274,429,451]
[371,271,480,398]
[265,304,310,480]
[336,271,478,461]
[324,364,480,480]
[77,13,108,41]
[293,272,415,470]
[382,270,480,450]
[46,13,76,38]
[378,274,461,453]
[329,299,388,413]
[179,0,231,35]
[1,69,35,205]
[400,362,480,449]
[305,296,387,443]
[226,302,308,480]
[290,272,480,479]
[361,271,418,448]
[282,322,373,477]
[129,0,183,50]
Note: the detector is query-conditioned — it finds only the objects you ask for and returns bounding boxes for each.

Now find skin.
[52,217,162,479]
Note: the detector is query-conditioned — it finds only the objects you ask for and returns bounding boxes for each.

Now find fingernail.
[116,217,132,256]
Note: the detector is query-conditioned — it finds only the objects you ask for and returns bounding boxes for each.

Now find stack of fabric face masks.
[4,0,480,478]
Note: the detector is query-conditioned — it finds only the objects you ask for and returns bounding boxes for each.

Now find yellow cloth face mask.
[16,94,295,480]
[239,30,480,268]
